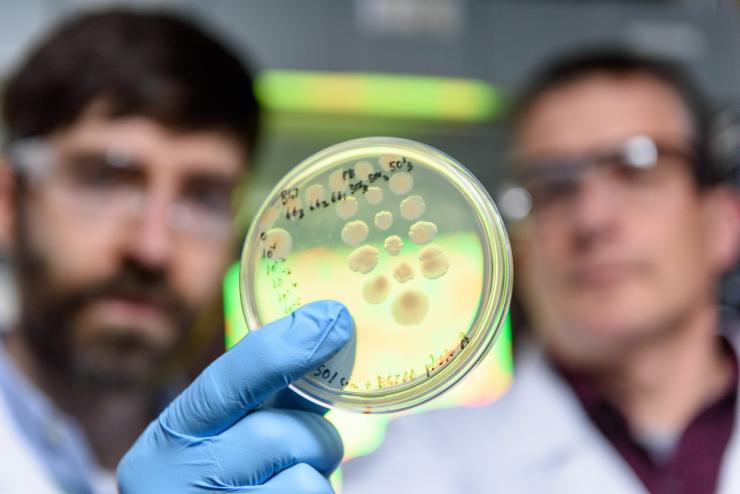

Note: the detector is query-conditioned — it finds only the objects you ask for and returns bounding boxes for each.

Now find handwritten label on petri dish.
[271,156,415,225]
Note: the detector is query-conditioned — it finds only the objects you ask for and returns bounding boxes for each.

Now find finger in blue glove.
[117,300,354,493]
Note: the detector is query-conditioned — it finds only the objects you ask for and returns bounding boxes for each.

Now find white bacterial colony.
[389,172,414,195]
[355,160,375,180]
[379,154,402,172]
[384,235,403,256]
[262,228,292,259]
[328,170,346,192]
[391,288,430,326]
[409,221,437,244]
[393,262,415,283]
[365,186,383,205]
[336,197,359,219]
[305,184,325,204]
[362,275,390,304]
[399,195,426,220]
[348,245,379,274]
[374,211,393,230]
[341,220,369,246]
[419,245,449,279]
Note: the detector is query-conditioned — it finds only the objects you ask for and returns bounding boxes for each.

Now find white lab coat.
[0,389,60,494]
[341,338,740,494]
[0,342,117,494]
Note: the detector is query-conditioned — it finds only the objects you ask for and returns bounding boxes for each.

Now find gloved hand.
[117,300,354,493]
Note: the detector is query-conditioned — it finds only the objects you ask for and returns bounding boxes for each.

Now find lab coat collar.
[504,344,648,493]
[511,320,740,494]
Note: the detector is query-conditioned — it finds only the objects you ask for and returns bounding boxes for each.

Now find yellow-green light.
[255,70,505,122]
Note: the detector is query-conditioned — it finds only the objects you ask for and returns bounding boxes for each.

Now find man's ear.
[703,185,740,274]
[0,158,17,252]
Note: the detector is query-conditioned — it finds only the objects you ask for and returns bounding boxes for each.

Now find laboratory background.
[0,0,737,490]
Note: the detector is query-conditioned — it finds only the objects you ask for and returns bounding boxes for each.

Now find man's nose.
[568,175,620,247]
[124,196,175,269]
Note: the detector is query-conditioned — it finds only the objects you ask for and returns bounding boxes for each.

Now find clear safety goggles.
[6,137,237,243]
[497,135,697,222]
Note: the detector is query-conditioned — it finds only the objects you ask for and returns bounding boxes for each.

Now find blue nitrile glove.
[117,300,353,493]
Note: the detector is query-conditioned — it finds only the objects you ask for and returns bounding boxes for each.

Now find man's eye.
[78,167,119,187]
[527,178,578,208]
[66,157,135,189]
[185,184,232,213]
[610,159,658,184]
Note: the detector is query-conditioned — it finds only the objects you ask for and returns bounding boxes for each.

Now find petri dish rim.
[239,136,513,414]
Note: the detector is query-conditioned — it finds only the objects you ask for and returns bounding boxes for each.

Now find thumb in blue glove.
[117,300,354,493]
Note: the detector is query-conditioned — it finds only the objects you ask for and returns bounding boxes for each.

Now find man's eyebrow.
[56,149,141,174]
[59,146,140,165]
[181,171,237,188]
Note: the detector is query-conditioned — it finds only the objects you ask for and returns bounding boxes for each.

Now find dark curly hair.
[511,48,723,188]
[3,9,260,156]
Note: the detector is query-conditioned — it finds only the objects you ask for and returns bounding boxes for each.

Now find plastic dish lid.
[240,137,512,413]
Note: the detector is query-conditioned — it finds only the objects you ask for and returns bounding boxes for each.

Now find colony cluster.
[260,155,451,326]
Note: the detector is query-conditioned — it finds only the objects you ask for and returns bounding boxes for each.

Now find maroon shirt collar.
[551,337,738,494]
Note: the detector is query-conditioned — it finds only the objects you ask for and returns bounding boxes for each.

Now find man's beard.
[14,223,197,391]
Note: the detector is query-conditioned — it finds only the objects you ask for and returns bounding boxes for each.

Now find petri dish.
[239,137,512,413]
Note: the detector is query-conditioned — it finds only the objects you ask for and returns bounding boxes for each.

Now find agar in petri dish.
[240,137,512,413]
